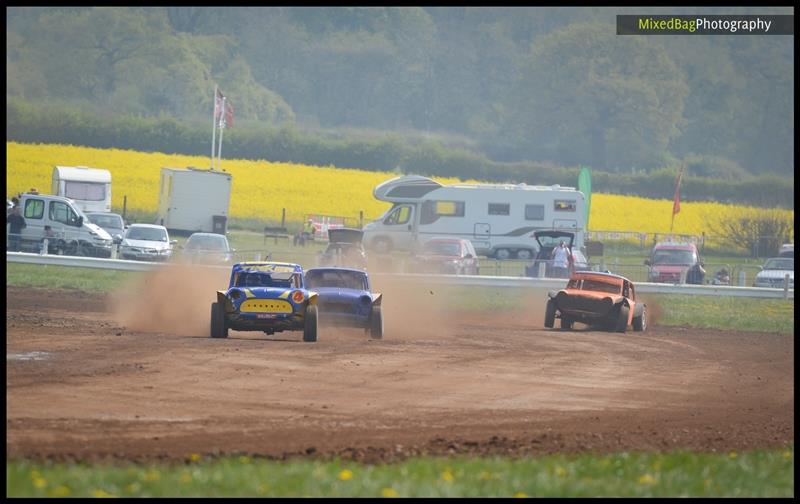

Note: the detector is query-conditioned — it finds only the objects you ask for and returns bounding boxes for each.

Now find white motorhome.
[51,166,112,213]
[362,175,586,259]
[156,167,233,234]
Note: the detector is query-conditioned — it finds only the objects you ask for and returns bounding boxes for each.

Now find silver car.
[753,257,794,288]
[120,224,176,262]
[85,212,126,243]
[181,232,234,264]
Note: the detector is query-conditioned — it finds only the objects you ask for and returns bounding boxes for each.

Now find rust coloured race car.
[544,271,646,333]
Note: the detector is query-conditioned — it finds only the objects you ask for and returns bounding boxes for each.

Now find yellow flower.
[189,453,202,463]
[338,469,353,481]
[514,491,529,498]
[92,489,115,498]
[142,469,161,482]
[554,466,567,478]
[33,477,47,489]
[638,474,657,485]
[239,455,251,464]
[50,485,71,497]
[783,451,792,460]
[728,451,738,459]
[381,487,399,497]
[126,482,141,494]
[441,470,454,482]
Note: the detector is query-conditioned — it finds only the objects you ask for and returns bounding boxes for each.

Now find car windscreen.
[305,270,367,290]
[126,227,167,242]
[651,250,696,265]
[186,235,228,250]
[567,278,621,295]
[423,242,460,256]
[235,272,295,288]
[88,214,122,229]
[763,258,794,270]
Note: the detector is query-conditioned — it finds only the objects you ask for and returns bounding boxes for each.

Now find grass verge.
[6,448,794,497]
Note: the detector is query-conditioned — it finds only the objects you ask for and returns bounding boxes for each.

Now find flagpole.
[217,97,226,169]
[211,85,218,170]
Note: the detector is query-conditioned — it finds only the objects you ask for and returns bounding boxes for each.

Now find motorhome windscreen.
[127,228,167,242]
[652,250,695,265]
[305,270,367,290]
[65,182,105,201]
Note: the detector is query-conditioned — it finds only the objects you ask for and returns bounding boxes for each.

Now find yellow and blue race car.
[210,262,319,341]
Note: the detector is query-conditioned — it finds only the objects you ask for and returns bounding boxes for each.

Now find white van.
[9,192,113,256]
[52,166,112,213]
[362,175,586,260]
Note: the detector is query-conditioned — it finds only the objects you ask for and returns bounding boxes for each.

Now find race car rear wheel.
[632,306,647,332]
[544,299,556,328]
[210,302,228,339]
[560,316,574,330]
[303,304,318,342]
[615,304,629,333]
[369,305,384,340]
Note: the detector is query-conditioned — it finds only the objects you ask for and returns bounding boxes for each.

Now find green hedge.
[6,99,793,208]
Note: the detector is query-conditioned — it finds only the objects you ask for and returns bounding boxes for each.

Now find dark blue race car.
[211,262,319,341]
[304,267,383,339]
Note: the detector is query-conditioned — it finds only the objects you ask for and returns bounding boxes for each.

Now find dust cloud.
[111,265,229,336]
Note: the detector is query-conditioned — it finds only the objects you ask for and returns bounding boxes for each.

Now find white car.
[753,257,794,289]
[120,224,176,262]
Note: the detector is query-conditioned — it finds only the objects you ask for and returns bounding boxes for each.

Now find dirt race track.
[6,267,794,464]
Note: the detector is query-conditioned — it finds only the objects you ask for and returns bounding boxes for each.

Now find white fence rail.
[7,252,793,299]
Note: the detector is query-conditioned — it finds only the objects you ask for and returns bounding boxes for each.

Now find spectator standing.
[551,240,571,278]
[7,205,26,251]
[686,262,706,284]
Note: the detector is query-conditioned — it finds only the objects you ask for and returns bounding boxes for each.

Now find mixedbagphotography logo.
[617,15,793,35]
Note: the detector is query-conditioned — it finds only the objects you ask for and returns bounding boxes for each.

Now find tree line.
[7,99,792,209]
[7,6,794,181]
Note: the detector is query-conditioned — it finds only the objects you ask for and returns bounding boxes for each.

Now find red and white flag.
[214,88,234,128]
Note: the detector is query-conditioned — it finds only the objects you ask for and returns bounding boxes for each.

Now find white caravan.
[51,166,112,213]
[362,175,586,260]
[156,167,233,234]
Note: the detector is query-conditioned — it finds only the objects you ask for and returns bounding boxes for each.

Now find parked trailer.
[156,167,232,234]
[362,175,586,260]
[51,166,112,213]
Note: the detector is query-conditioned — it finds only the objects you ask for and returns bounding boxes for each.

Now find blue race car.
[211,262,319,341]
[304,267,383,339]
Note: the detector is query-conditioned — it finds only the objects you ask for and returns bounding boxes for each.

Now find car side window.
[49,201,80,226]
[24,199,45,219]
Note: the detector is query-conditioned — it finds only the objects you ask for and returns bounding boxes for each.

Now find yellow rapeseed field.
[6,142,793,236]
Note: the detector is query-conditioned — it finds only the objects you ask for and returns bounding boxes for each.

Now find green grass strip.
[6,448,794,497]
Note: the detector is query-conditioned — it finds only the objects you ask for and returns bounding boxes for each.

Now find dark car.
[317,228,367,270]
[407,238,480,275]
[527,230,581,278]
[304,267,383,339]
[545,271,646,333]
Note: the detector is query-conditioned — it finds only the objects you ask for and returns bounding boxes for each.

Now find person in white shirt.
[551,240,571,278]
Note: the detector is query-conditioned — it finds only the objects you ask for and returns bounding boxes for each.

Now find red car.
[645,242,701,283]
[544,271,646,333]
